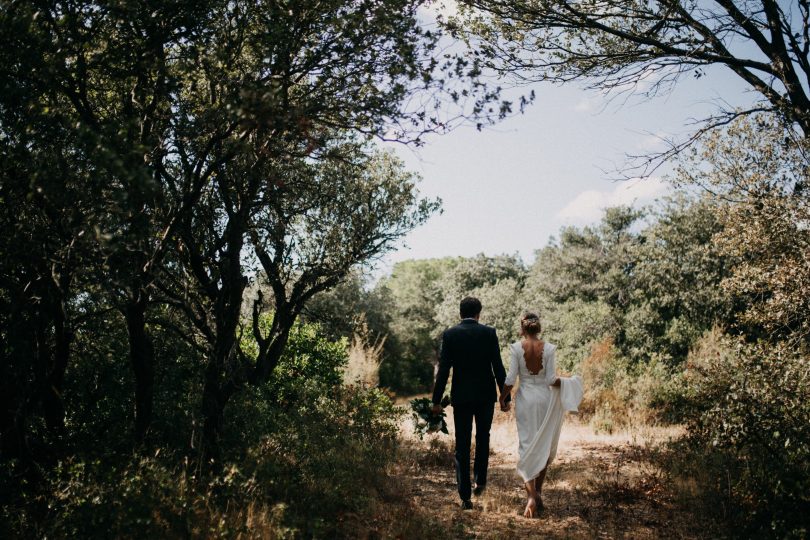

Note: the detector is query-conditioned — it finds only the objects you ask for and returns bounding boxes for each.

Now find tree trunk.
[251,305,296,385]
[198,219,251,461]
[0,351,26,462]
[125,294,154,444]
[200,365,232,465]
[199,337,244,463]
[41,290,72,433]
[1,297,36,463]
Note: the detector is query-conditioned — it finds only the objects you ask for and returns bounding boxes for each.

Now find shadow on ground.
[380,405,723,539]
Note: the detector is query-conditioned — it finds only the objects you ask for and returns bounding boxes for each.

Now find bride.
[499,312,582,518]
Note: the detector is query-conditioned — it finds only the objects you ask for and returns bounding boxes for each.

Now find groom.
[432,296,508,510]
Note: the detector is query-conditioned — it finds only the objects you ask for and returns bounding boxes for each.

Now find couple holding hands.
[431,297,583,518]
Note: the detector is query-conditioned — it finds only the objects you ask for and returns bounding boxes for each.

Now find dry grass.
[343,323,384,387]
[378,401,724,540]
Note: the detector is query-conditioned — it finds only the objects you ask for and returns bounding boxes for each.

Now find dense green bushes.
[678,333,810,537]
[350,197,728,402]
[1,321,402,538]
[2,387,399,539]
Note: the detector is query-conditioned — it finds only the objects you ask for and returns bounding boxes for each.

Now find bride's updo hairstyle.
[520,312,542,336]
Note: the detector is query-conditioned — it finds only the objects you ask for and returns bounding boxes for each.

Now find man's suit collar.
[460,318,479,325]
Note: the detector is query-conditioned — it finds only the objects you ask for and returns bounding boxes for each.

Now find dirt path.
[391,404,715,539]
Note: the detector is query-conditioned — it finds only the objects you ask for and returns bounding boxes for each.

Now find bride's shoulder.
[543,341,557,352]
[509,340,524,354]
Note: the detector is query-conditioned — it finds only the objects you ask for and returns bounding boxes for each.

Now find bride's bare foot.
[523,496,537,518]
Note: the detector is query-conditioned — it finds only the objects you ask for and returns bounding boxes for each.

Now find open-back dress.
[505,341,583,482]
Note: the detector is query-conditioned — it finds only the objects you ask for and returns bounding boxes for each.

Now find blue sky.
[376,41,756,274]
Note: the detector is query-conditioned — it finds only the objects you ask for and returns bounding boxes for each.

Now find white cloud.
[635,131,670,153]
[573,98,596,113]
[556,177,670,224]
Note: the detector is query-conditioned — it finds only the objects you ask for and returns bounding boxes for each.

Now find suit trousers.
[452,400,495,501]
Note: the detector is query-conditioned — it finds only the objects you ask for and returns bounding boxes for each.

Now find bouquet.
[410,395,451,439]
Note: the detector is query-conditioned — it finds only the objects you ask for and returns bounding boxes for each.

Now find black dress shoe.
[473,484,486,496]
[460,499,473,510]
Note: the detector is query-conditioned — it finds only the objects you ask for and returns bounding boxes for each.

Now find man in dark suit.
[432,296,508,510]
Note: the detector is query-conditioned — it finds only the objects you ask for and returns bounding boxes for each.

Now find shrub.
[227,317,403,535]
[378,351,435,395]
[541,298,616,372]
[245,381,401,536]
[579,338,678,432]
[579,338,631,432]
[682,332,810,537]
[3,316,403,539]
[4,380,401,539]
[226,315,351,446]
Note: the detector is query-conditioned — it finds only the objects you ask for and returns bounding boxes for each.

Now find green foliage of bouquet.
[410,396,451,439]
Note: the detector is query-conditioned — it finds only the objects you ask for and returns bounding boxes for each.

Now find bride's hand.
[499,396,511,412]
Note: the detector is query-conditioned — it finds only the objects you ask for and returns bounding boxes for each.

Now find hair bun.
[520,313,542,335]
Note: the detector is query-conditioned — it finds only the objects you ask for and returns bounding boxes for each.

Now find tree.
[528,206,643,307]
[673,116,810,537]
[377,254,525,391]
[0,0,489,450]
[377,258,458,392]
[627,195,731,363]
[300,270,392,344]
[453,0,810,172]
[525,200,730,367]
[674,114,810,344]
[161,144,436,455]
[432,254,525,339]
[0,66,103,459]
[525,207,642,366]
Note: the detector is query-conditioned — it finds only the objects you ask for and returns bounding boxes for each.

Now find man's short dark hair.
[459,297,482,319]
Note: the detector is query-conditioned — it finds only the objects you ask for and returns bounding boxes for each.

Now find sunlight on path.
[397,402,703,539]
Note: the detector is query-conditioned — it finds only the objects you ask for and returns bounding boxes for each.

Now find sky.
[373,32,757,276]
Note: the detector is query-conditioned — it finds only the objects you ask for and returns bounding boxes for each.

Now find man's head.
[459,296,482,320]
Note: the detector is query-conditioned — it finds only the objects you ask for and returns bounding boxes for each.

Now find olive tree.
[0,0,498,450]
[157,142,437,455]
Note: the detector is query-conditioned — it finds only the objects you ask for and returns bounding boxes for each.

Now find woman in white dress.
[499,312,561,518]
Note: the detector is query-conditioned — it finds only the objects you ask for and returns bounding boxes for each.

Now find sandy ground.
[390,402,716,540]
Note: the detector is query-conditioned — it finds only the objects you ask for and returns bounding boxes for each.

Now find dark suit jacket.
[432,319,507,406]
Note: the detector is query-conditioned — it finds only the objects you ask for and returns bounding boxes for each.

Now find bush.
[228,317,403,535]
[3,317,403,539]
[378,351,435,395]
[245,382,400,536]
[579,338,631,432]
[681,332,810,537]
[3,384,400,539]
[579,338,678,432]
[540,298,617,372]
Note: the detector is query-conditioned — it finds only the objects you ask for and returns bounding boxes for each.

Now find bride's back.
[521,339,544,375]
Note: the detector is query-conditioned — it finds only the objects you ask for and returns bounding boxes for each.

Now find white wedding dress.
[505,341,583,482]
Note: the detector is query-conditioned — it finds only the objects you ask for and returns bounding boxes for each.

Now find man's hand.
[499,395,511,412]
[431,404,442,415]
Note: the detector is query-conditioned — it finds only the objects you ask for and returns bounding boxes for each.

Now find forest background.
[1,0,808,538]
